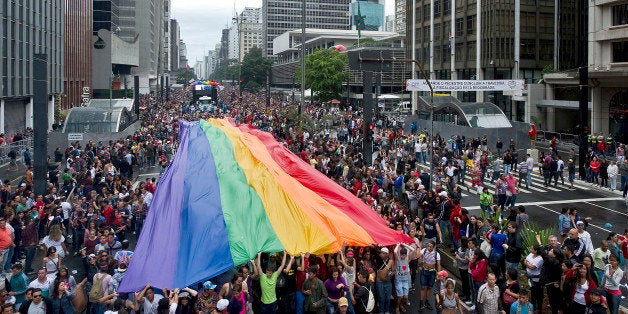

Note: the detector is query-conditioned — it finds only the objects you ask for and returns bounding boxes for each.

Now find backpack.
[89,274,106,302]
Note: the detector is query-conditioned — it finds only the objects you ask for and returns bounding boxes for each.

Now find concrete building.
[350,0,385,31]
[385,14,396,32]
[92,0,139,98]
[1,0,63,134]
[395,0,406,35]
[64,0,93,110]
[170,19,181,71]
[271,29,403,89]
[179,40,188,69]
[408,0,564,121]
[228,7,263,62]
[117,0,136,42]
[262,0,351,58]
[529,0,628,143]
[133,0,162,93]
[161,0,172,74]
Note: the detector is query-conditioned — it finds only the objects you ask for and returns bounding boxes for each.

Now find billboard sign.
[406,79,525,92]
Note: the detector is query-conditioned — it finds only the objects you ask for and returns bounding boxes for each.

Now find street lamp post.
[361,57,434,182]
[233,14,243,101]
[109,72,114,132]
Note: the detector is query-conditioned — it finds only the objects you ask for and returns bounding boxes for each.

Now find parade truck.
[192,83,218,103]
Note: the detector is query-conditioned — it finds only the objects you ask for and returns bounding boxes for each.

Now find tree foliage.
[295,48,349,103]
[175,68,195,84]
[240,47,273,93]
[210,59,239,82]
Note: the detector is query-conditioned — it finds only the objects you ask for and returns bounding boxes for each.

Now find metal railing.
[535,130,624,157]
[0,138,34,166]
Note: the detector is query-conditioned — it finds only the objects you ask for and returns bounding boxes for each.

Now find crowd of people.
[0,87,623,314]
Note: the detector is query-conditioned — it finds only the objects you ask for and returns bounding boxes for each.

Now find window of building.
[423,4,430,21]
[612,3,628,26]
[467,15,475,35]
[444,0,451,16]
[612,41,628,62]
[467,40,476,60]
[456,18,464,36]
[434,0,441,18]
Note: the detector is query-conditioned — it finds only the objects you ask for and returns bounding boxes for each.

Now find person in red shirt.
[590,157,601,185]
[0,215,14,266]
[101,200,115,226]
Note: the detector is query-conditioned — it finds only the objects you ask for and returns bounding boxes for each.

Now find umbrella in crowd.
[118,118,410,292]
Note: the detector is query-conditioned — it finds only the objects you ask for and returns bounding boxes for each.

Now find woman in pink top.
[590,156,601,185]
[504,172,519,207]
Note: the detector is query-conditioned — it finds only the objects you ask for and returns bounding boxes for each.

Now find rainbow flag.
[118,119,410,292]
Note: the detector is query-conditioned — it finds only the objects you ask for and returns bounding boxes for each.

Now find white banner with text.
[406,79,525,91]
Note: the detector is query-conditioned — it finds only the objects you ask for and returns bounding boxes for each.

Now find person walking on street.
[608,160,619,191]
[568,159,576,190]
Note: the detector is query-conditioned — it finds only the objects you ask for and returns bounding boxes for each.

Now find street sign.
[406,79,525,92]
[67,133,84,141]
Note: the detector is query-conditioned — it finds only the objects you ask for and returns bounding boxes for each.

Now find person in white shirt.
[524,245,544,312]
[575,221,594,254]
[607,160,619,190]
[525,154,535,187]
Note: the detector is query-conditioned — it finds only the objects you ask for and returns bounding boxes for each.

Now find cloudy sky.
[172,0,395,65]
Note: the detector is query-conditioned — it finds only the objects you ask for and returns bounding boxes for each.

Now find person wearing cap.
[432,270,450,310]
[374,246,394,314]
[337,296,349,314]
[576,221,594,255]
[585,288,608,314]
[9,263,29,309]
[195,281,218,313]
[393,243,414,313]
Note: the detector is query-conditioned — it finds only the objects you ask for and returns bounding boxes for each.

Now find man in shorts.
[394,243,415,313]
[418,240,441,311]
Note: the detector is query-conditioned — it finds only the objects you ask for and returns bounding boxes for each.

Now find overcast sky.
[173,0,395,65]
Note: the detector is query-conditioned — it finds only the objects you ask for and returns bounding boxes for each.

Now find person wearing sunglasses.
[17,288,51,314]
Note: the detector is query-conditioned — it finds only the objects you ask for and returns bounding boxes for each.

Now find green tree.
[295,48,349,103]
[175,68,195,84]
[240,47,273,93]
[210,59,239,82]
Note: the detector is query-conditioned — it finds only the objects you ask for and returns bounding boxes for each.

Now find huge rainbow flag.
[118,119,410,292]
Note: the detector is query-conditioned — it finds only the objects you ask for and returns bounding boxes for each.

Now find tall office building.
[231,7,263,62]
[395,0,406,35]
[262,0,351,58]
[170,19,181,71]
[64,0,93,110]
[161,0,172,73]
[117,0,136,42]
[93,0,119,35]
[1,0,63,134]
[134,0,161,93]
[350,0,385,31]
[408,0,566,120]
[179,40,188,69]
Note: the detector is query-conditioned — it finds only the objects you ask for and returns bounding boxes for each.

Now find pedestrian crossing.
[418,162,595,198]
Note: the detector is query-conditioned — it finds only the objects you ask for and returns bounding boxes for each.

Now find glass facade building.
[350,0,385,31]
